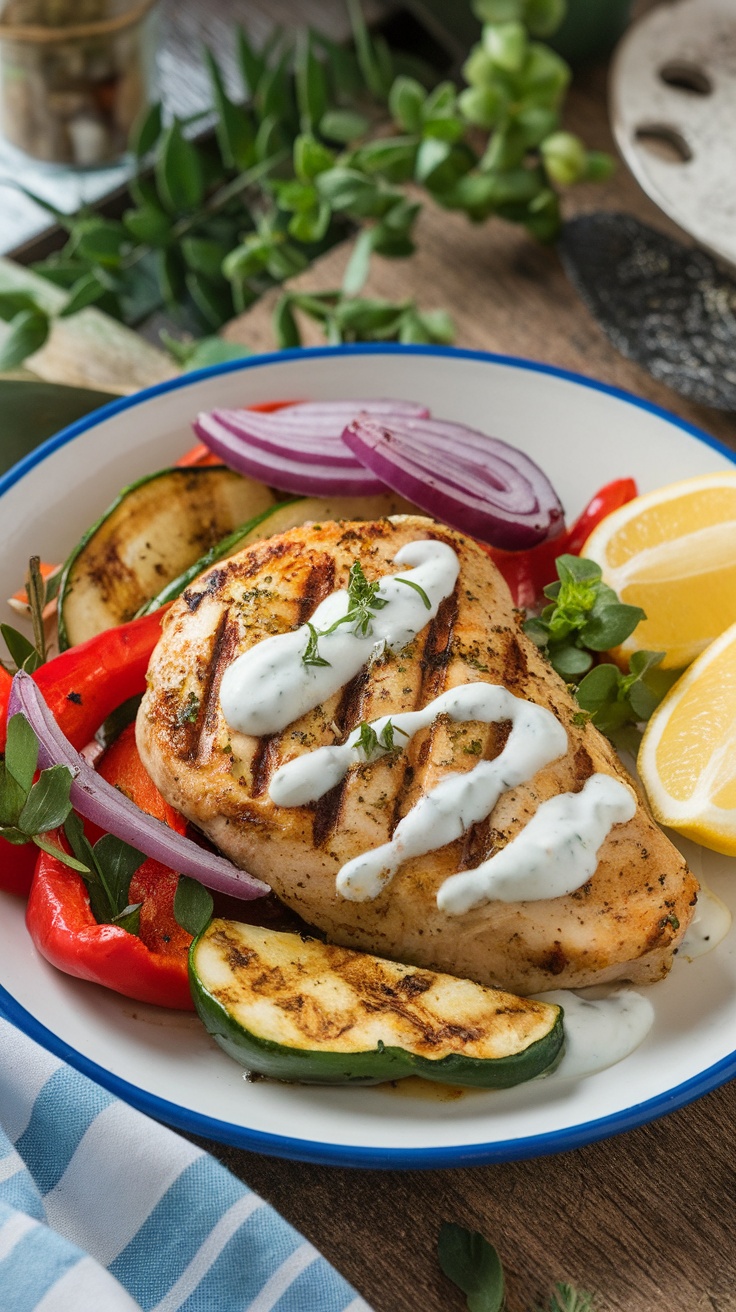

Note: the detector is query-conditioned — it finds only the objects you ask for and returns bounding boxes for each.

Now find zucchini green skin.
[189,924,564,1089]
[140,501,298,615]
[58,466,275,649]
[142,490,417,615]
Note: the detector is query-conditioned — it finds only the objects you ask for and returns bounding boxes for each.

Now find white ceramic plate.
[2,345,735,1168]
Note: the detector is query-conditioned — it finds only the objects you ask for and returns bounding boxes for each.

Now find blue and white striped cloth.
[0,1017,371,1312]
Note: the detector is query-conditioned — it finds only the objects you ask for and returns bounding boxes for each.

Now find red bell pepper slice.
[26,724,194,1010]
[0,609,167,896]
[27,847,194,1010]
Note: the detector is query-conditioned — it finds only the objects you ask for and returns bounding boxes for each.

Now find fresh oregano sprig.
[302,559,388,666]
[0,713,84,872]
[523,555,671,740]
[523,554,646,680]
[64,810,145,930]
[438,1221,597,1312]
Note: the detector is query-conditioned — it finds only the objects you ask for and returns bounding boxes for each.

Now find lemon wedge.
[638,621,736,855]
[582,472,736,669]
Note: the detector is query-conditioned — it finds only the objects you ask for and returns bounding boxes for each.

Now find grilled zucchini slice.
[143,491,419,614]
[190,921,564,1087]
[58,466,276,648]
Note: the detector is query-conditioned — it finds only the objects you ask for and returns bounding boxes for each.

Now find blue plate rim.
[2,342,735,500]
[2,341,735,1169]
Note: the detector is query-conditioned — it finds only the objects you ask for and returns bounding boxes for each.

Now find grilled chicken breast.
[137,515,697,995]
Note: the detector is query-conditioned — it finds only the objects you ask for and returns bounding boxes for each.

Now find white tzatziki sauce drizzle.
[220,539,459,737]
[437,773,636,914]
[333,690,568,901]
[270,683,567,808]
[535,988,655,1082]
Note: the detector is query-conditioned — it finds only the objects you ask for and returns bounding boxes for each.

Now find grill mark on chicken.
[312,781,347,848]
[334,667,369,736]
[503,633,528,685]
[295,556,336,625]
[251,735,280,797]
[381,586,461,839]
[418,591,459,703]
[190,610,240,764]
[183,566,229,613]
[573,744,594,786]
[456,721,512,871]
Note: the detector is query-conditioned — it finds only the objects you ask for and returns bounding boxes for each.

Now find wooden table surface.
[211,52,736,1312]
[9,6,736,1310]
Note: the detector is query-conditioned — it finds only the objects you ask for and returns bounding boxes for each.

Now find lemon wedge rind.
[638,620,736,857]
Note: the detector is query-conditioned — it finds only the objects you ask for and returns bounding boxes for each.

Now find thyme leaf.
[396,576,431,609]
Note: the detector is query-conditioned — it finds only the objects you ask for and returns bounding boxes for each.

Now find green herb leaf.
[236,26,265,98]
[273,295,302,349]
[379,719,408,751]
[130,101,163,158]
[166,335,252,372]
[186,271,233,331]
[0,290,44,323]
[536,1281,596,1312]
[342,228,374,296]
[0,760,26,827]
[0,309,50,370]
[356,721,379,757]
[156,121,205,213]
[580,603,646,652]
[92,834,146,919]
[437,1222,505,1312]
[123,204,172,246]
[64,810,96,871]
[302,620,331,667]
[319,109,369,144]
[294,133,335,183]
[5,713,38,795]
[316,167,376,211]
[174,875,214,937]
[295,29,328,133]
[389,75,426,132]
[18,765,74,837]
[33,833,90,874]
[59,272,108,318]
[1,623,42,674]
[396,576,431,608]
[549,645,593,679]
[113,902,143,934]
[181,237,228,280]
[204,47,255,171]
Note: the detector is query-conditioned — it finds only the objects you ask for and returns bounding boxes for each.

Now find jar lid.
[0,0,158,41]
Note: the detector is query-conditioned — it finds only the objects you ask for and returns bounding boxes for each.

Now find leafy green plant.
[522,555,674,738]
[1,0,609,368]
[438,1222,597,1312]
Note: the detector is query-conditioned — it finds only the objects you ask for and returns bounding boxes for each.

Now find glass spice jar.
[0,0,159,167]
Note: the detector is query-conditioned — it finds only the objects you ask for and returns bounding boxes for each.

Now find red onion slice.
[342,416,565,549]
[212,409,361,468]
[10,672,269,902]
[193,411,387,496]
[194,399,430,494]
